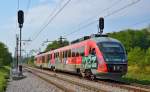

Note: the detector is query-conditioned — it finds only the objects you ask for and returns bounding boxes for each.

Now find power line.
[77,0,122,27]
[40,0,65,28]
[32,0,71,41]
[30,0,64,39]
[63,0,141,37]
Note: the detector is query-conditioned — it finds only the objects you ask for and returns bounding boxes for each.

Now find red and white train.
[34,34,127,79]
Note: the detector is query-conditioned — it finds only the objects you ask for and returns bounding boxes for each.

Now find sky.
[0,0,150,56]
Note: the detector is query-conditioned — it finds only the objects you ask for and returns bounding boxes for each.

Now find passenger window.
[65,51,67,58]
[72,49,75,57]
[68,50,71,57]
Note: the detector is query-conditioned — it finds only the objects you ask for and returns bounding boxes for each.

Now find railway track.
[24,66,150,92]
[25,66,106,92]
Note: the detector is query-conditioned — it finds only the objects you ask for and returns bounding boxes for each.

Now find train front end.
[93,37,128,79]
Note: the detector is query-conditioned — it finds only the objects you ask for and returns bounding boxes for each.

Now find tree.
[0,42,12,66]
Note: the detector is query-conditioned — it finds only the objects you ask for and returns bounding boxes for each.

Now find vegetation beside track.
[0,66,10,92]
[0,42,12,92]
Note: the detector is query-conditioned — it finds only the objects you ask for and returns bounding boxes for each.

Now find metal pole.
[16,35,19,68]
[20,27,22,64]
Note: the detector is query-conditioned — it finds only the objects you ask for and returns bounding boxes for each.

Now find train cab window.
[97,42,126,62]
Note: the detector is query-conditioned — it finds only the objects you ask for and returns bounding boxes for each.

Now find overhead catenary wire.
[38,0,65,30]
[29,0,65,41]
[62,0,141,37]
[31,0,71,42]
[76,0,123,27]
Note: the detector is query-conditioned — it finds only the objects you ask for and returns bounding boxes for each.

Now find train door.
[82,48,97,69]
[89,48,98,69]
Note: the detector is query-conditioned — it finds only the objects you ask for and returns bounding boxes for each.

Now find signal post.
[18,10,24,76]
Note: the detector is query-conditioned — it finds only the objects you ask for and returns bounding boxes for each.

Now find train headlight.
[122,59,125,62]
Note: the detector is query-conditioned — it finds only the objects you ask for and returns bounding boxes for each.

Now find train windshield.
[97,42,126,62]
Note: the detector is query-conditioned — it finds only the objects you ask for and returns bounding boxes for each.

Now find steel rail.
[25,66,106,92]
[24,65,150,92]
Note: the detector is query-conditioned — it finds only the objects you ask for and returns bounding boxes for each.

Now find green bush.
[144,48,150,66]
[0,66,10,92]
[128,47,145,67]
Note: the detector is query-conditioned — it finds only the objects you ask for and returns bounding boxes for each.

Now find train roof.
[71,34,121,44]
[91,36,121,43]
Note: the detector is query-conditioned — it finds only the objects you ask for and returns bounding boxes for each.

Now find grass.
[122,65,150,85]
[0,66,10,92]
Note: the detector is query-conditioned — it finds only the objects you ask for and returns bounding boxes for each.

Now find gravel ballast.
[6,70,63,92]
